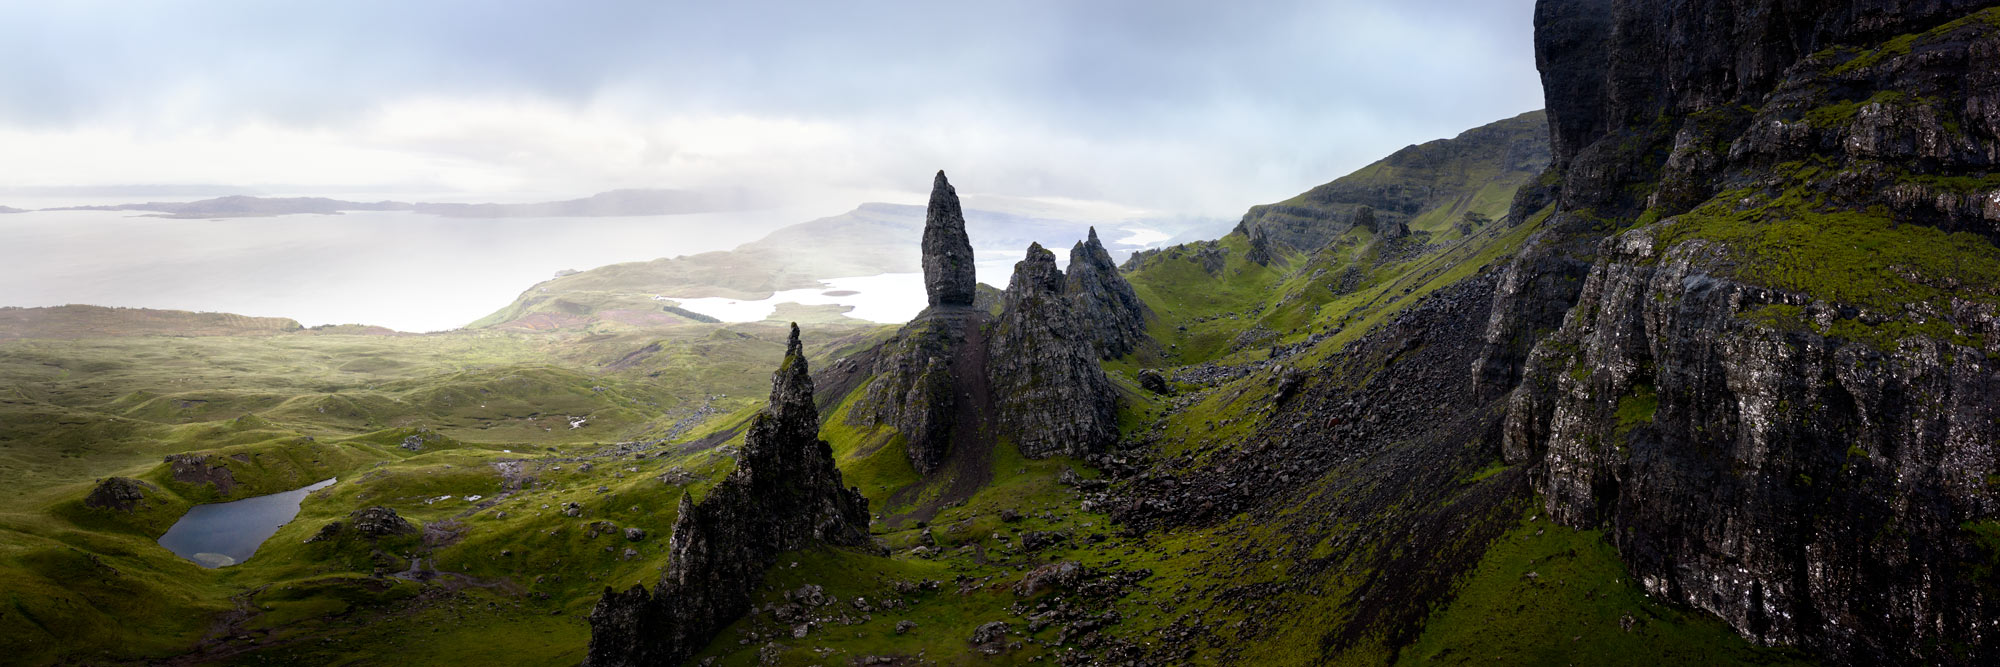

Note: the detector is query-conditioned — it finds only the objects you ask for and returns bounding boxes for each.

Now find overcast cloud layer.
[0,0,1542,217]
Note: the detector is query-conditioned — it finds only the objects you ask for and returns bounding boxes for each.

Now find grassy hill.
[1233,110,1550,251]
[0,305,306,339]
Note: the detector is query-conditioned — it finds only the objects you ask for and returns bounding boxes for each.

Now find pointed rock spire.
[586,327,868,667]
[1065,228,1148,359]
[922,170,977,307]
[769,322,816,423]
[1009,243,1064,295]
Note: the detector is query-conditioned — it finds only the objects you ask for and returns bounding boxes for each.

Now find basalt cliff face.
[1491,1,2000,662]
[586,325,869,667]
[854,174,1132,476]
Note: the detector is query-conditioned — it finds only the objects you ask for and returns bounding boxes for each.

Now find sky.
[0,0,1544,217]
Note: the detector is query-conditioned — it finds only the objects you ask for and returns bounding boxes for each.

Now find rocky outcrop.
[587,324,869,667]
[1484,2,2000,663]
[854,173,1134,474]
[852,171,997,474]
[83,477,155,512]
[988,244,1119,460]
[1504,227,2000,662]
[1064,228,1148,359]
[922,171,977,307]
[164,454,237,493]
[308,506,419,542]
[348,507,418,537]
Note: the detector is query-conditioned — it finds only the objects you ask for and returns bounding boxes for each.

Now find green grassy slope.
[0,322,830,664]
[1233,110,1550,251]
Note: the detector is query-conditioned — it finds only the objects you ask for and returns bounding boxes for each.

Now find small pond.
[157,478,336,568]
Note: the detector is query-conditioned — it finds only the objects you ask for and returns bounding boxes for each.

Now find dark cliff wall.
[1492,1,2000,662]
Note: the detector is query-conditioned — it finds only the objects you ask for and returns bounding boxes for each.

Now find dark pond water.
[157,478,336,568]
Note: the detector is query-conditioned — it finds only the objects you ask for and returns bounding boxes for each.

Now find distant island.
[40,188,756,219]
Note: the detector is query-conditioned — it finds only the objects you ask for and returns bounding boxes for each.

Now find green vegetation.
[1657,183,2000,350]
[1615,385,1659,432]
[1802,90,1907,129]
[0,320,820,663]
[1400,509,1811,665]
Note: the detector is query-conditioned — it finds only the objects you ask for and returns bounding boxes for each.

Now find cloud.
[0,0,1543,216]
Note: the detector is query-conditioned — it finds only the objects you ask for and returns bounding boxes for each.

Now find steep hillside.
[1231,110,1550,251]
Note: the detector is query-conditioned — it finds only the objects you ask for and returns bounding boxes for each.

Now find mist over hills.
[42,188,760,219]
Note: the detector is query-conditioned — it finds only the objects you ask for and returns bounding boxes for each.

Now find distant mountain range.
[29,188,758,219]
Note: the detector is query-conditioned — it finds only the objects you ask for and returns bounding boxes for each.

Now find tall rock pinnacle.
[922,170,977,307]
[586,323,868,666]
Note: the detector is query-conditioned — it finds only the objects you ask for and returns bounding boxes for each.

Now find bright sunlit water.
[667,258,1028,323]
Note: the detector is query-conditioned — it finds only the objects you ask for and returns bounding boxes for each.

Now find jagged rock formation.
[855,170,995,474]
[988,244,1119,459]
[1064,228,1148,359]
[83,477,155,512]
[922,171,977,307]
[587,324,869,666]
[1482,1,2000,662]
[855,173,1136,475]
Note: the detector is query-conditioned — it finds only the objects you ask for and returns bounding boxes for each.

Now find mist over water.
[0,208,820,332]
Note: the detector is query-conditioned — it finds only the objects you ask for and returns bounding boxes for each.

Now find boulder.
[83,476,155,512]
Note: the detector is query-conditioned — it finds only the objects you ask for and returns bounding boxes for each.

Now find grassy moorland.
[0,318,881,664]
